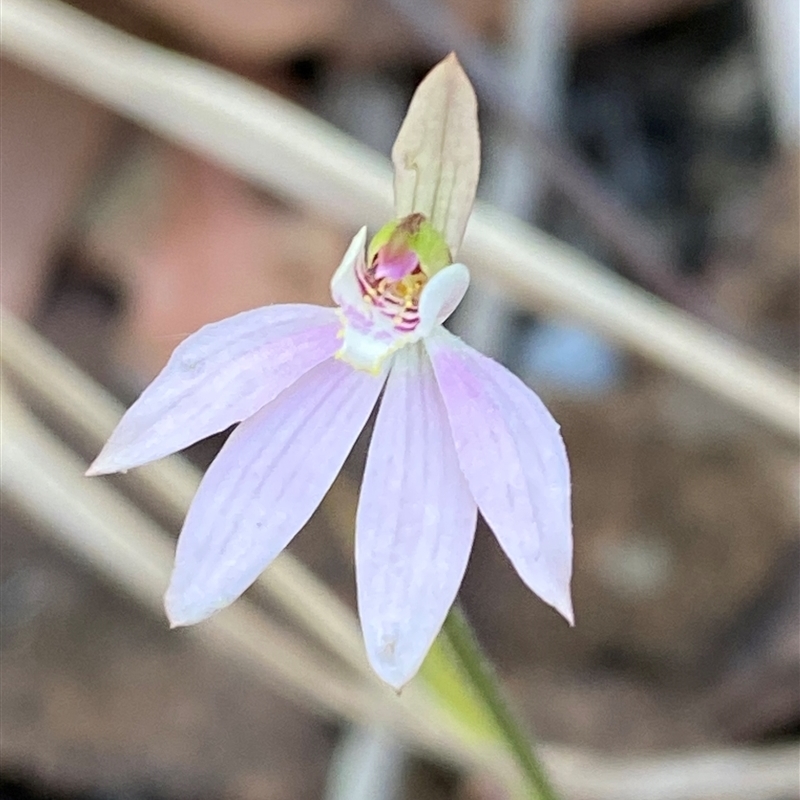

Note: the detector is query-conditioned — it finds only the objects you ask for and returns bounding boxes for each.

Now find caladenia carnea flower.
[88,54,573,689]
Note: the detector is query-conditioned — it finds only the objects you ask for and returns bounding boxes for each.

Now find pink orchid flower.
[88,55,573,689]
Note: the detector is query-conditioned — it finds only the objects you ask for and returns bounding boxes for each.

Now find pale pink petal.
[165,357,385,626]
[426,331,573,623]
[356,343,477,688]
[417,262,470,337]
[88,304,340,475]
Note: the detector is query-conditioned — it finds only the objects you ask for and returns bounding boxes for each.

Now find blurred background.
[1,0,798,798]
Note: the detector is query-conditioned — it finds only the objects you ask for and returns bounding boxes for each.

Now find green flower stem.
[442,606,561,800]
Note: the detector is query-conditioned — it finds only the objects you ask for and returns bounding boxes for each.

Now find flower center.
[357,242,428,332]
[333,215,463,373]
[356,211,455,333]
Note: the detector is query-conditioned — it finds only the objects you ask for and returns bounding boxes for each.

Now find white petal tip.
[85,456,112,477]
[85,449,132,477]
[165,609,198,629]
[367,648,422,691]
[164,604,185,629]
[555,597,575,627]
[376,669,414,693]
[164,591,212,629]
